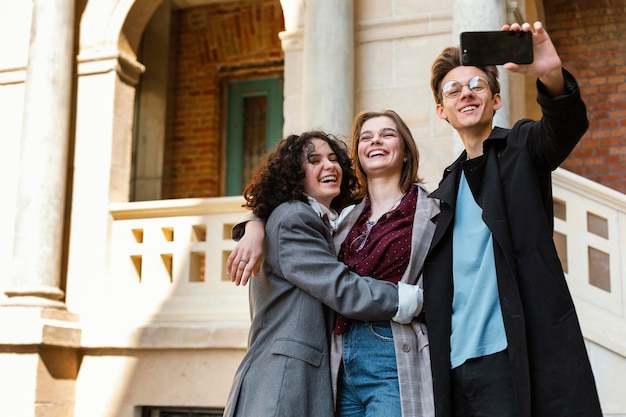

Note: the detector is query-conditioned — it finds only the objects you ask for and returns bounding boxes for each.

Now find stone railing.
[552,168,626,358]
[88,197,251,348]
[101,174,626,357]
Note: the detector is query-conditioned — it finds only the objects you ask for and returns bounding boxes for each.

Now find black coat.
[424,71,602,417]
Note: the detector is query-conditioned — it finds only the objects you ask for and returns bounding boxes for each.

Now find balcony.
[97,171,626,359]
[80,196,251,349]
[552,168,626,358]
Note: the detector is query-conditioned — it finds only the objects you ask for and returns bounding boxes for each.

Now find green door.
[226,77,283,196]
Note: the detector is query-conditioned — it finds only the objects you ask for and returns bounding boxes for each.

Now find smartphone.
[460,30,533,66]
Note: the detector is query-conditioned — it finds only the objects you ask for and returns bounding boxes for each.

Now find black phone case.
[460,31,533,66]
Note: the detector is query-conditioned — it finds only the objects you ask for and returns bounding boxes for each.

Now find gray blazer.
[331,184,439,417]
[224,200,403,417]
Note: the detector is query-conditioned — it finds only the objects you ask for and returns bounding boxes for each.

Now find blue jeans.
[451,349,519,417]
[336,321,401,417]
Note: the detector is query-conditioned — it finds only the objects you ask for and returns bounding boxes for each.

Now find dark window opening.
[142,406,224,417]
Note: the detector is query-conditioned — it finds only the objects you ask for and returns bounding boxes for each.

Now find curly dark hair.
[242,131,358,219]
[430,46,500,105]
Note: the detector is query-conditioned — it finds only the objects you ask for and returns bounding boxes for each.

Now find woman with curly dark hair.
[223,131,422,417]
[241,130,358,220]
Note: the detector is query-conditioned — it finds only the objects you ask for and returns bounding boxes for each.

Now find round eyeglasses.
[349,221,374,252]
[441,75,489,100]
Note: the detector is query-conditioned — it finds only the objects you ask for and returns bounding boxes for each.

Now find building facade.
[1,0,625,416]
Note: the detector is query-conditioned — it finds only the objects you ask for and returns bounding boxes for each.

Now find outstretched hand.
[501,21,565,96]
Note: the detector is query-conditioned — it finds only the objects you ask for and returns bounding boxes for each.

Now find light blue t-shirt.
[450,171,507,369]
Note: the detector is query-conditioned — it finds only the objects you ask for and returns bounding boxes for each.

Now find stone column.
[453,0,510,128]
[132,1,171,201]
[302,0,354,136]
[5,0,76,307]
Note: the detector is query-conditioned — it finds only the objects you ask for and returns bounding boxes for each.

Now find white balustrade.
[103,175,626,357]
[106,197,250,327]
[553,168,626,357]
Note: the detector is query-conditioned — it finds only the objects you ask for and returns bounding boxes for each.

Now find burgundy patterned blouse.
[334,184,417,334]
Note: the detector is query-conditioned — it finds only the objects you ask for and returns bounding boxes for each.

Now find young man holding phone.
[425,21,602,417]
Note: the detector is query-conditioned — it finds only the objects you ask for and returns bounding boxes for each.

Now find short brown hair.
[430,46,500,104]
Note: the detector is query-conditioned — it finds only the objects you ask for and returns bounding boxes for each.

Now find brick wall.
[163,0,284,199]
[545,0,626,193]
[164,1,626,197]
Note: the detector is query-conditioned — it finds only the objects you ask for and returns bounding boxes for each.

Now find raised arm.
[501,21,564,97]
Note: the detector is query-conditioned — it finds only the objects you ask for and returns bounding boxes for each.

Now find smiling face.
[301,138,343,208]
[436,65,502,140]
[357,116,405,179]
